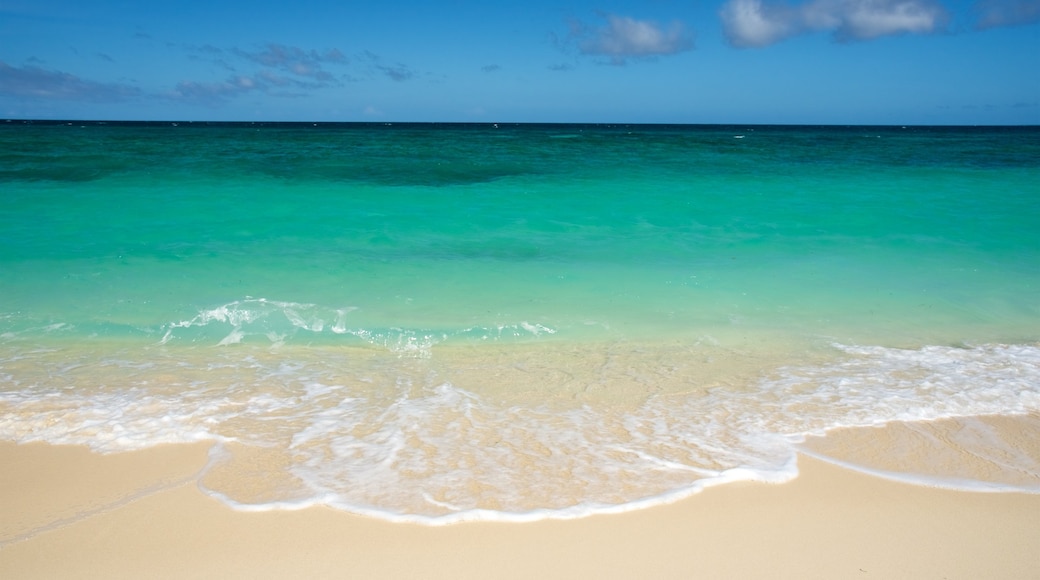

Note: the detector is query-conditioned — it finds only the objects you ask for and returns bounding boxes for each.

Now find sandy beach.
[2,419,1039,580]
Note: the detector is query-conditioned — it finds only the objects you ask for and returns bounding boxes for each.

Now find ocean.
[2,120,1039,522]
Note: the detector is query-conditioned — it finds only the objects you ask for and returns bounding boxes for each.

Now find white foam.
[1,341,1038,523]
[201,454,800,526]
[218,329,245,346]
[519,322,557,336]
[160,298,557,355]
[162,298,347,345]
[330,308,357,334]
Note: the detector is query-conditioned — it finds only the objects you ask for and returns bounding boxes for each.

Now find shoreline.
[3,428,1039,579]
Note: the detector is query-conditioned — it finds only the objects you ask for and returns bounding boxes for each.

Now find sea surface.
[2,120,1039,522]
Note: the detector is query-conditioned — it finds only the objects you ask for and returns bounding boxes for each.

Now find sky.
[1,0,1038,124]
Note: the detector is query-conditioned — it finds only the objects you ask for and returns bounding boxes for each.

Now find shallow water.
[2,121,1039,522]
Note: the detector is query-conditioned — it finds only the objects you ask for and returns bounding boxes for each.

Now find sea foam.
[1,340,1038,523]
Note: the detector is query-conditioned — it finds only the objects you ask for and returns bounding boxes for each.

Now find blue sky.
[1,0,1037,124]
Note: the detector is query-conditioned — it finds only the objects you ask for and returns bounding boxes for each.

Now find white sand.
[2,431,1039,579]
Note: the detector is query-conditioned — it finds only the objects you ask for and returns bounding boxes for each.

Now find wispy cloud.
[168,43,422,105]
[233,44,348,84]
[720,0,949,47]
[563,14,694,64]
[0,60,140,101]
[973,0,1040,28]
[377,64,416,81]
[481,64,501,73]
[194,44,225,56]
[170,43,354,104]
[183,44,235,73]
[169,76,256,104]
[356,51,418,82]
[169,71,334,105]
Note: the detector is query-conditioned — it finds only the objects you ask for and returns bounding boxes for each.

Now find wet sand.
[2,428,1039,580]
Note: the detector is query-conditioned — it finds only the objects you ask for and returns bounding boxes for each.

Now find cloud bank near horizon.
[0,42,392,106]
[0,60,140,102]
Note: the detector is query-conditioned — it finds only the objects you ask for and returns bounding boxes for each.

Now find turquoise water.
[2,121,1039,521]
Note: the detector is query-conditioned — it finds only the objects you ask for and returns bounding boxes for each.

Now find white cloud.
[720,0,801,47]
[721,0,949,47]
[568,14,693,64]
[584,15,693,56]
[830,0,948,39]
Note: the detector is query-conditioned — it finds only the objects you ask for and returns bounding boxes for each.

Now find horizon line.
[5,119,1038,129]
